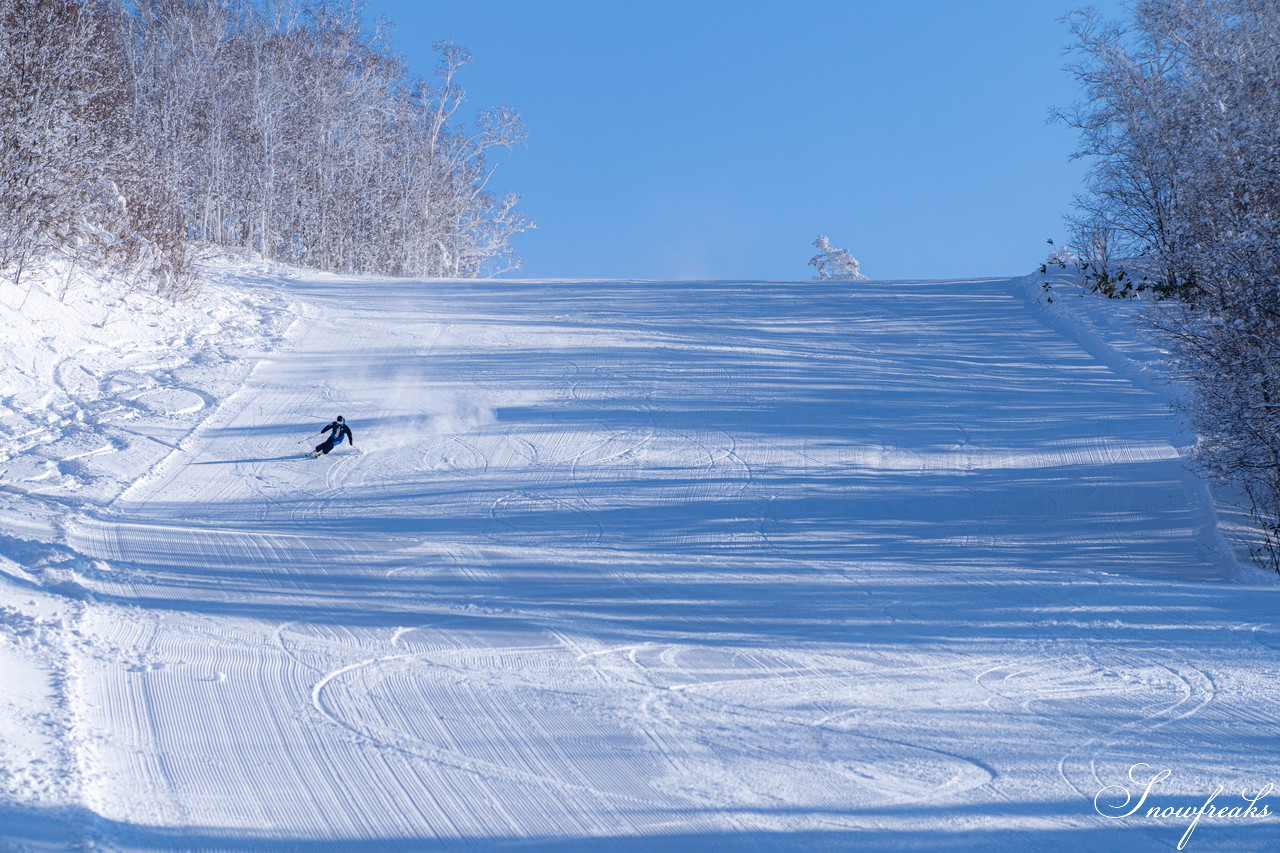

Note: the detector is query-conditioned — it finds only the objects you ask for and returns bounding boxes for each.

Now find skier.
[311,416,353,457]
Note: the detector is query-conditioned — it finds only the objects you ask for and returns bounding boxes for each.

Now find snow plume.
[430,397,499,436]
[354,398,498,454]
[331,339,502,454]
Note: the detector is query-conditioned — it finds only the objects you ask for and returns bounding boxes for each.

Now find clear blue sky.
[365,0,1125,281]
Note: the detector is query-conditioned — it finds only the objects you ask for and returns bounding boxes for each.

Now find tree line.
[0,0,530,297]
[1055,0,1280,570]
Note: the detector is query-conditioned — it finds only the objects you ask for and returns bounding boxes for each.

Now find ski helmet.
[337,416,344,423]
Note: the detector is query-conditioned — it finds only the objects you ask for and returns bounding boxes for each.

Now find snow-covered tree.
[1059,0,1280,569]
[2,0,531,293]
[808,235,867,281]
[0,0,192,296]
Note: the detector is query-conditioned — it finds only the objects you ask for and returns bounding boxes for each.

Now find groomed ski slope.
[7,272,1280,850]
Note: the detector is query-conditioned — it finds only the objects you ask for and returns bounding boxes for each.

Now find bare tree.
[1059,0,1280,570]
[0,0,192,296]
[2,0,531,295]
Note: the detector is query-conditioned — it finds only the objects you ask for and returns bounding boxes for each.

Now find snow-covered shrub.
[808,236,867,281]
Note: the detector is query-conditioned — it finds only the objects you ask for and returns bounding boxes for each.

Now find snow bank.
[0,257,295,833]
[0,258,294,506]
[1020,267,1172,398]
[1021,267,1268,580]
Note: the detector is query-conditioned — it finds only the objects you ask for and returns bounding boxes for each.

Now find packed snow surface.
[1,266,1278,851]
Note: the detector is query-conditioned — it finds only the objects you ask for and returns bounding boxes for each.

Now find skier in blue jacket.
[313,416,353,456]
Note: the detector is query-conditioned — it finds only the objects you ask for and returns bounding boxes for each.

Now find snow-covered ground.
[1,263,1278,851]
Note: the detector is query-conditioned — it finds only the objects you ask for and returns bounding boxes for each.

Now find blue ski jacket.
[321,420,353,446]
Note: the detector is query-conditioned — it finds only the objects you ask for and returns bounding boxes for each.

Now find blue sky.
[365,0,1126,281]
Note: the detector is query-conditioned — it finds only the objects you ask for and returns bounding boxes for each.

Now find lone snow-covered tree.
[808,236,867,281]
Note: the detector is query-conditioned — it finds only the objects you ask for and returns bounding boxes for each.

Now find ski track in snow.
[3,274,1280,851]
